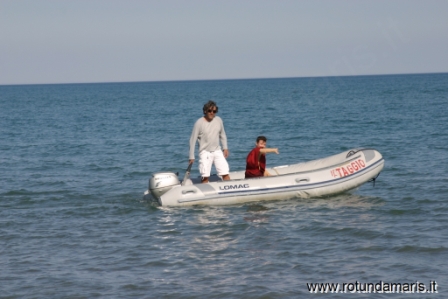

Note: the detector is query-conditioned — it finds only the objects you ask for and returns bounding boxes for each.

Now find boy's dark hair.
[203,100,218,114]
[256,136,267,143]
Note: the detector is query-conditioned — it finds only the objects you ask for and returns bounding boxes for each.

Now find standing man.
[189,100,231,183]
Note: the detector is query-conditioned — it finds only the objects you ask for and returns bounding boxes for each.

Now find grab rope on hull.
[368,172,381,187]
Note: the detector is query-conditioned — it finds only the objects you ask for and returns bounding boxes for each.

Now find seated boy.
[245,136,279,178]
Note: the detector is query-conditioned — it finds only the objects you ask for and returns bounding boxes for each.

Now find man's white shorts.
[198,150,229,178]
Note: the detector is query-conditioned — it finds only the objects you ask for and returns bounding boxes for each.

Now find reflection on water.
[244,204,270,223]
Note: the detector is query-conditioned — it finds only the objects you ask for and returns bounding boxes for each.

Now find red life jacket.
[245,147,266,178]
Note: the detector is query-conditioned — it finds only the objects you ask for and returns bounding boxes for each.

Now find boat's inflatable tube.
[145,148,384,207]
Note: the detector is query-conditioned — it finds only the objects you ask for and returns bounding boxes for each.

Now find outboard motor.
[149,172,180,199]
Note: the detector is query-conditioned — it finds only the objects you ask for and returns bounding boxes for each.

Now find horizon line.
[1,71,447,87]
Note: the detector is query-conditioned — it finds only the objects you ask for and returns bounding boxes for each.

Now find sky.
[1,0,447,85]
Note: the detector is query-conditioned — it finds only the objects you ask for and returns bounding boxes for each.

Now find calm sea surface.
[1,74,447,298]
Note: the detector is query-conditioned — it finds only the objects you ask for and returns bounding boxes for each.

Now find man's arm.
[260,148,279,155]
[189,120,200,162]
[260,148,279,177]
[219,118,229,158]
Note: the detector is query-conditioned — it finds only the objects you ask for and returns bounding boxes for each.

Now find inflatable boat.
[144,148,384,207]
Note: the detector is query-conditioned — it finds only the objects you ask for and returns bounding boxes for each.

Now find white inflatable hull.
[149,148,384,207]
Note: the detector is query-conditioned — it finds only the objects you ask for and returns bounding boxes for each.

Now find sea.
[1,73,447,298]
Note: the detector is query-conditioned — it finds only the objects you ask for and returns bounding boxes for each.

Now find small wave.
[388,208,423,216]
[394,245,448,253]
[2,189,69,196]
[243,216,270,223]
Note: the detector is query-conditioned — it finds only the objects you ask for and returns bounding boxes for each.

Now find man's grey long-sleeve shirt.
[189,116,228,160]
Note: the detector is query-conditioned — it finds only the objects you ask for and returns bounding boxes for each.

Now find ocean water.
[1,73,447,298]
